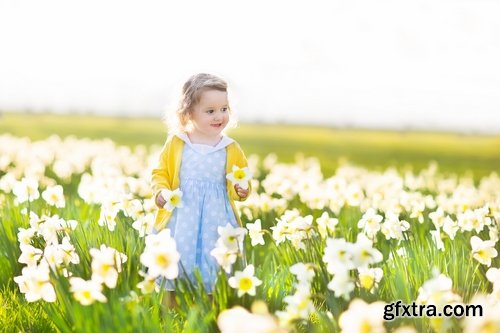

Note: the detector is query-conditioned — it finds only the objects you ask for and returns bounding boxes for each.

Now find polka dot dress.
[158,134,239,292]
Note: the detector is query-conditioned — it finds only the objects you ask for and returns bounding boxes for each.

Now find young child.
[151,73,251,295]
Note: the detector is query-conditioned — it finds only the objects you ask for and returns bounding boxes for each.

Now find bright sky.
[1,0,499,133]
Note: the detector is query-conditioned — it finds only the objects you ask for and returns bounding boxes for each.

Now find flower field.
[1,131,499,333]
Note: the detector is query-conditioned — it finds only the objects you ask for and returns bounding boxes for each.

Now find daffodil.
[210,245,238,273]
[140,237,180,279]
[41,184,65,208]
[471,236,498,266]
[246,219,265,246]
[357,267,383,292]
[327,270,355,300]
[217,305,281,333]
[322,238,354,274]
[90,245,127,289]
[216,223,247,252]
[160,188,183,212]
[137,271,159,294]
[18,244,43,267]
[14,264,57,303]
[69,277,107,306]
[316,211,338,238]
[357,208,382,239]
[338,298,387,333]
[226,165,252,190]
[12,177,40,203]
[228,264,262,297]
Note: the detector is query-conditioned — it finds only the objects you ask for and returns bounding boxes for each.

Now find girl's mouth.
[211,123,222,128]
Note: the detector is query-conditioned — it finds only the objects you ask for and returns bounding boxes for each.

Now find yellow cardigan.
[151,135,251,231]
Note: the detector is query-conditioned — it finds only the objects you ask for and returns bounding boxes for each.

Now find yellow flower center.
[156,254,170,268]
[359,274,375,290]
[360,320,372,333]
[234,170,246,180]
[238,277,252,291]
[98,264,112,275]
[82,290,92,300]
[477,249,488,260]
[361,250,371,259]
[170,195,180,205]
[479,321,494,333]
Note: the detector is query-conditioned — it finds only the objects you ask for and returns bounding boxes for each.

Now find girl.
[151,73,250,295]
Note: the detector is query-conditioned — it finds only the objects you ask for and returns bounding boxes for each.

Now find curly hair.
[166,73,234,134]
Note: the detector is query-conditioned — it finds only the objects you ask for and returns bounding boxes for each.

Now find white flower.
[132,213,155,237]
[69,277,107,305]
[345,184,364,207]
[216,223,247,252]
[486,267,500,286]
[42,244,64,270]
[338,298,386,333]
[90,245,127,289]
[380,212,409,241]
[136,271,159,294]
[357,208,382,239]
[60,236,80,265]
[462,294,500,333]
[290,263,315,286]
[470,236,498,267]
[430,228,445,252]
[17,227,36,246]
[442,216,459,240]
[323,238,354,274]
[246,219,265,246]
[327,270,355,300]
[210,246,238,273]
[160,188,183,212]
[14,264,56,303]
[41,185,65,208]
[429,208,446,228]
[38,215,64,245]
[228,264,262,297]
[351,234,383,268]
[98,205,119,232]
[270,219,289,245]
[357,267,383,292]
[140,237,180,279]
[13,177,40,203]
[281,289,315,320]
[226,165,252,190]
[316,211,338,238]
[416,272,462,308]
[18,245,43,267]
[218,306,281,333]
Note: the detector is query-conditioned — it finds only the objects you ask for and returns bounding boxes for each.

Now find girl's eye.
[207,110,214,114]
[221,107,228,112]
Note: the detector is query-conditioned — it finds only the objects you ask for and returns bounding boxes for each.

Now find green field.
[2,111,500,332]
[1,111,499,178]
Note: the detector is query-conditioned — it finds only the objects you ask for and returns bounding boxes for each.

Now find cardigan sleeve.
[151,137,172,205]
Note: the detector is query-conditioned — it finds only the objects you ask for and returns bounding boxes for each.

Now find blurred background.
[0,0,499,177]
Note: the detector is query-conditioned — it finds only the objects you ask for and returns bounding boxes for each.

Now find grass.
[1,118,498,332]
[0,111,499,179]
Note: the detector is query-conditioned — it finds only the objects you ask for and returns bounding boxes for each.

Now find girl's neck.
[186,132,223,146]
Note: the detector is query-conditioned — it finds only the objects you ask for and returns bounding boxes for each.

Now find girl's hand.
[156,192,166,208]
[234,184,249,199]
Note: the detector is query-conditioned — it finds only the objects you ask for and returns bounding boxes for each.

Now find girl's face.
[189,89,229,141]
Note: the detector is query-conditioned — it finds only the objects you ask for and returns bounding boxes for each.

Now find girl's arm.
[151,139,172,207]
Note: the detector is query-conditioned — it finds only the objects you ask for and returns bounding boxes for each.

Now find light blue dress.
[157,133,239,292]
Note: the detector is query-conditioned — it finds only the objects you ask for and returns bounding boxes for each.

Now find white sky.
[1,0,499,133]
